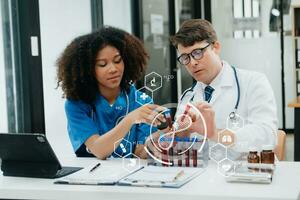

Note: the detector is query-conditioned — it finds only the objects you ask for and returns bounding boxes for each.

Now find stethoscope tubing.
[179,66,240,119]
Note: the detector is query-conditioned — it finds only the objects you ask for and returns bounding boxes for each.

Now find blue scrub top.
[65,85,156,157]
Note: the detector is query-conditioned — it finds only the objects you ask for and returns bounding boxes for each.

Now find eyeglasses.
[177,43,211,65]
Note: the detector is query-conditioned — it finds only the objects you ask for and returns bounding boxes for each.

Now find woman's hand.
[144,128,173,159]
[126,104,166,126]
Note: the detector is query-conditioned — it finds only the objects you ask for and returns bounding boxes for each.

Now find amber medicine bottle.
[260,145,275,164]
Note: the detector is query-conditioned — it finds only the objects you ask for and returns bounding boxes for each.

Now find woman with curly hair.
[56,26,164,159]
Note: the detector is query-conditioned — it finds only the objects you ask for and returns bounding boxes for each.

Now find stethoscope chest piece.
[226,112,244,131]
[229,111,236,120]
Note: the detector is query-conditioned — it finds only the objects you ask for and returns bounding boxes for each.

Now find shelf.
[288,97,300,108]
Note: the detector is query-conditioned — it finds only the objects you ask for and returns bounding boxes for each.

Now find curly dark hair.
[56,26,149,104]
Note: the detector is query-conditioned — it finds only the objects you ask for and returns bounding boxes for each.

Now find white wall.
[39,0,92,158]
[292,0,300,9]
[284,36,296,129]
[102,0,132,33]
[0,10,8,132]
[211,0,284,128]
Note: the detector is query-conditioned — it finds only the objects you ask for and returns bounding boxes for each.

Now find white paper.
[151,14,163,35]
[122,166,203,183]
[55,162,141,184]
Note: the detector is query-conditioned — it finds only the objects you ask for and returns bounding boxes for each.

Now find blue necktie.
[204,85,214,103]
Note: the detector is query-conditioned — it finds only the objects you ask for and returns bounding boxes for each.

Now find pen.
[173,170,184,181]
[89,162,101,173]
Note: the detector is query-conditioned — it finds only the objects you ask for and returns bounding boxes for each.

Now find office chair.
[274,130,286,161]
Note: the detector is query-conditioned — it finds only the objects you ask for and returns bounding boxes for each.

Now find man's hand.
[189,102,217,139]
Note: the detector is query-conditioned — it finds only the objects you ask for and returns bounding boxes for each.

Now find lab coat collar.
[197,61,234,104]
[219,61,234,87]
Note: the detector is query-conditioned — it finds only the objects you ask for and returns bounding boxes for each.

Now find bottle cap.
[262,145,274,151]
[248,146,258,152]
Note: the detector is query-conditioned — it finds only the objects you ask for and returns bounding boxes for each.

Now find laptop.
[0,133,82,178]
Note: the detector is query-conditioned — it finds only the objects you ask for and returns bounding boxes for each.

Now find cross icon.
[140,93,148,100]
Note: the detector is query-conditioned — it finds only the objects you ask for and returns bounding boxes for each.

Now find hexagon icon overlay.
[122,153,141,173]
[114,138,132,158]
[144,72,162,92]
[217,129,235,147]
[209,143,227,163]
[226,113,244,132]
[135,86,153,106]
[217,158,235,177]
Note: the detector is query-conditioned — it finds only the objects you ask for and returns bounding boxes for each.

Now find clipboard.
[54,162,142,185]
[118,166,205,188]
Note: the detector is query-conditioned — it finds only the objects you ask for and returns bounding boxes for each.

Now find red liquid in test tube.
[169,147,174,166]
[185,148,190,167]
[165,111,173,129]
[181,104,191,122]
[177,143,182,166]
[178,152,182,166]
[192,149,197,167]
[162,149,169,167]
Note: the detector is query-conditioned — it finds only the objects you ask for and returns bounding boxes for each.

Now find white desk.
[0,157,300,200]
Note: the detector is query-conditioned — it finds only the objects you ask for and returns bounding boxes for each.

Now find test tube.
[184,142,190,167]
[162,149,169,167]
[192,148,197,167]
[169,147,174,166]
[181,104,191,122]
[177,142,182,167]
[164,110,173,129]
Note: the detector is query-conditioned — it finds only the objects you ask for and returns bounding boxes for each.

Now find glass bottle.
[248,147,260,163]
[260,145,275,164]
[247,147,260,171]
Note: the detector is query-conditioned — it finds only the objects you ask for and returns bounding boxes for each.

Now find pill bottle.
[260,145,275,164]
[247,147,260,163]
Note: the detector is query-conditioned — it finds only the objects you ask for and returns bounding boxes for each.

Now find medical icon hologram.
[114,138,132,158]
[145,103,209,167]
[144,72,162,92]
[217,129,235,147]
[209,143,227,163]
[122,153,141,173]
[226,113,244,132]
[217,158,235,177]
[135,86,153,106]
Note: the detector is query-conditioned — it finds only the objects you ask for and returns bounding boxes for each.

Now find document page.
[119,166,205,188]
[55,161,142,185]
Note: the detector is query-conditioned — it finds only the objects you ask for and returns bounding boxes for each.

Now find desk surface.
[0,157,300,200]
[288,97,300,108]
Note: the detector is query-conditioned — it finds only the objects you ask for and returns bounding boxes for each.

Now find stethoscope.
[180,66,240,121]
[88,90,131,157]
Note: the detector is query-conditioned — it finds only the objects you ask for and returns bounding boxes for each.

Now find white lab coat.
[178,61,278,152]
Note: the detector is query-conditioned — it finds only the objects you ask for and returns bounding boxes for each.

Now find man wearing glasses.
[170,19,278,154]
